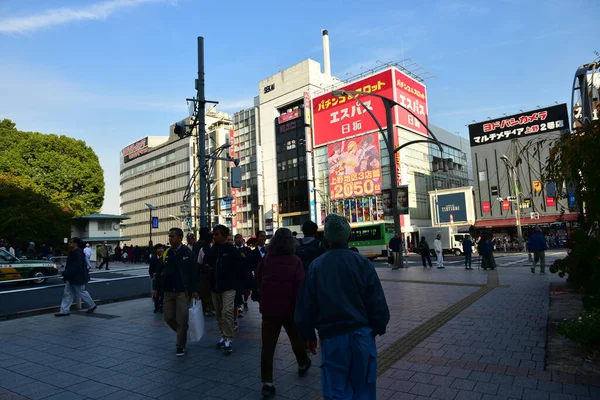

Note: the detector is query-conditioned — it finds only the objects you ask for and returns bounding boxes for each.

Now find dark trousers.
[98,257,109,269]
[261,316,309,384]
[464,253,472,267]
[421,253,432,267]
[153,288,164,311]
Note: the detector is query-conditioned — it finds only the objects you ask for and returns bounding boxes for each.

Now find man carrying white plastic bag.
[188,299,205,342]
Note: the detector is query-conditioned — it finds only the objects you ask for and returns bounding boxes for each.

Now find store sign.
[436,193,468,224]
[123,137,149,163]
[533,180,542,193]
[546,197,556,207]
[229,130,237,230]
[468,104,569,147]
[313,69,395,147]
[263,83,275,94]
[327,133,382,200]
[279,120,298,133]
[278,109,301,124]
[482,201,491,213]
[502,200,510,211]
[394,70,429,136]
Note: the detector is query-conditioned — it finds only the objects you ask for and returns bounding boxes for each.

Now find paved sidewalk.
[0,264,597,399]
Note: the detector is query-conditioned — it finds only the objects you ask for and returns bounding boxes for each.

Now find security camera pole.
[331,90,446,268]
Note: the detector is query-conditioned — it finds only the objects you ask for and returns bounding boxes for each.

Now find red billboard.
[482,201,491,213]
[394,70,429,136]
[327,133,382,200]
[313,69,395,147]
[502,200,510,211]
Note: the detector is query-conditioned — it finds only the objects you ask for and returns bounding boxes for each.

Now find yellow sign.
[533,180,542,193]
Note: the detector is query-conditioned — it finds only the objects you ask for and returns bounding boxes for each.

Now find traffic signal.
[174,123,186,139]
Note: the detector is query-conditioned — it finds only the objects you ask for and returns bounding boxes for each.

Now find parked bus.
[317,222,394,259]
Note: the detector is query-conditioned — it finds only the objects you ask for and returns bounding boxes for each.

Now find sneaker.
[261,384,276,397]
[176,347,185,357]
[234,321,239,331]
[531,267,535,274]
[86,305,97,314]
[244,303,249,311]
[298,358,312,376]
[237,309,244,318]
[223,340,233,354]
[216,339,225,349]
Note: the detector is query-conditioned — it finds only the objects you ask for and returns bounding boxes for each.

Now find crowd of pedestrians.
[141,216,390,398]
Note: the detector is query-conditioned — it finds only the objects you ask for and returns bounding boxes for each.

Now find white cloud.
[0,0,169,34]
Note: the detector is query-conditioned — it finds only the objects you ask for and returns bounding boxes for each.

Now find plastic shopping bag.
[188,299,205,342]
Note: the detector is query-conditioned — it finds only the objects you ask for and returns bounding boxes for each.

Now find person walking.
[149,244,166,313]
[528,227,548,274]
[83,243,92,270]
[434,234,444,269]
[462,235,474,270]
[197,228,216,316]
[55,237,97,317]
[256,228,311,397]
[246,230,268,302]
[203,225,242,355]
[160,228,200,356]
[26,242,37,259]
[234,234,252,321]
[295,214,390,399]
[388,233,402,269]
[295,221,326,272]
[418,236,432,268]
[98,242,110,270]
[477,234,495,270]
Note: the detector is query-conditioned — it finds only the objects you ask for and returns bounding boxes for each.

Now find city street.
[0,263,150,318]
[1,254,597,400]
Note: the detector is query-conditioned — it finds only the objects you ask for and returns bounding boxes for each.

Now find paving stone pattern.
[0,264,596,400]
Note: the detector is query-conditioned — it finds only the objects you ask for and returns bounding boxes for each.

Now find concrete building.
[469,104,577,240]
[71,213,130,262]
[119,111,232,246]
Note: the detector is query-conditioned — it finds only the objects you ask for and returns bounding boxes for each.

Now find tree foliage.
[0,119,105,248]
[0,119,104,216]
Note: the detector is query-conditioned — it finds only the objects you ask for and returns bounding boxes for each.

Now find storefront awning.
[474,213,578,228]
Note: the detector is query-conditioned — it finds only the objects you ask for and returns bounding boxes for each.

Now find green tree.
[0,119,104,216]
[0,173,72,250]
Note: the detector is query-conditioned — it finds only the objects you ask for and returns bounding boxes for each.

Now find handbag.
[188,299,205,342]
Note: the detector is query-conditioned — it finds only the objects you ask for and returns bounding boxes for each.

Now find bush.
[549,228,600,295]
[556,308,600,352]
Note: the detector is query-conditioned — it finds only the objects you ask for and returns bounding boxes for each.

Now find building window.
[98,221,113,231]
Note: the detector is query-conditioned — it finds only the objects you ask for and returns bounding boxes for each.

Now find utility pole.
[501,155,523,241]
[197,37,208,229]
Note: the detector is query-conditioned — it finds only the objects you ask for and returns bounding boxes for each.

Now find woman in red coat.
[256,228,311,397]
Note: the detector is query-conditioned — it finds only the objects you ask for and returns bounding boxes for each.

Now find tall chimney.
[322,29,331,76]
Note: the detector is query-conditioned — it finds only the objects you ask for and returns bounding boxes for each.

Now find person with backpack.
[295,221,326,272]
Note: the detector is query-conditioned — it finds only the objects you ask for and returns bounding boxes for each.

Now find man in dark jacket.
[296,220,326,272]
[149,244,166,313]
[528,227,548,274]
[160,228,200,356]
[388,233,402,269]
[203,225,242,354]
[55,237,97,317]
[245,230,267,302]
[462,235,474,270]
[295,214,390,399]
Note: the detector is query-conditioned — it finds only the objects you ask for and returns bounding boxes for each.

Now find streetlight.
[500,155,523,241]
[145,203,157,245]
[331,89,446,268]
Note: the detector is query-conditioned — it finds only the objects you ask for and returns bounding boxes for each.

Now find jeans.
[59,282,96,314]
[320,327,377,399]
[392,252,401,268]
[464,253,472,267]
[532,251,546,272]
[212,290,236,341]
[163,291,190,348]
[261,316,309,383]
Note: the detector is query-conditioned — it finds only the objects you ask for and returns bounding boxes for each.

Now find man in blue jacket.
[462,235,474,270]
[55,237,97,317]
[528,227,548,274]
[295,213,390,399]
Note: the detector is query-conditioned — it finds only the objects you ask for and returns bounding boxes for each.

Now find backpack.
[296,239,322,271]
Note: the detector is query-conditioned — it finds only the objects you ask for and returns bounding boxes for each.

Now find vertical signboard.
[272,204,279,230]
[229,130,237,230]
[382,185,409,216]
[393,69,429,136]
[436,193,468,224]
[327,133,382,200]
[482,201,491,213]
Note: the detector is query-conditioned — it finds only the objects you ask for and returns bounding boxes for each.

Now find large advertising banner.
[313,69,395,147]
[468,104,569,147]
[228,130,237,230]
[436,192,467,224]
[382,185,409,216]
[327,133,382,200]
[393,70,429,136]
[123,137,149,163]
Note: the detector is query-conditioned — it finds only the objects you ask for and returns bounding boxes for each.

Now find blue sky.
[0,0,597,214]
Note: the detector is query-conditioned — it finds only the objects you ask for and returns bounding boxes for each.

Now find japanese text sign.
[546,197,555,207]
[468,104,569,147]
[482,201,491,213]
[394,70,429,136]
[229,130,237,230]
[502,200,510,211]
[327,133,382,200]
[313,70,394,147]
[123,137,149,163]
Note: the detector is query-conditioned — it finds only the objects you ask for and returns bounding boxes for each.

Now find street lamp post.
[145,203,157,245]
[331,90,446,268]
[500,155,523,241]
